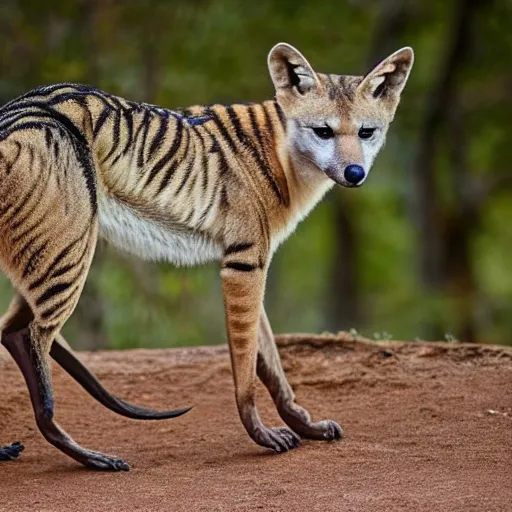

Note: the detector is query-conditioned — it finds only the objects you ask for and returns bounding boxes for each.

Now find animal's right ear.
[358,47,414,106]
[267,43,320,100]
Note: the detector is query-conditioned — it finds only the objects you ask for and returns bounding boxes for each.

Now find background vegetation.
[0,0,510,348]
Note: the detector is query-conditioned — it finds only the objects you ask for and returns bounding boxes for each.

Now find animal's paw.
[0,441,25,461]
[320,420,344,441]
[254,426,301,453]
[84,452,130,471]
[301,419,344,441]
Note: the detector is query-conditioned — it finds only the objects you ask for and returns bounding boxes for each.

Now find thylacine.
[0,43,413,470]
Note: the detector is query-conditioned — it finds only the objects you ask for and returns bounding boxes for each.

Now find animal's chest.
[98,196,223,266]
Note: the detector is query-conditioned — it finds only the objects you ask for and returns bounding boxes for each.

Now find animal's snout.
[344,165,365,185]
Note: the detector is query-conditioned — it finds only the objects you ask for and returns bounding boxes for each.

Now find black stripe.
[36,282,73,306]
[203,127,231,184]
[40,286,80,320]
[29,227,89,290]
[15,232,45,268]
[248,105,266,154]
[207,109,238,154]
[216,143,230,177]
[220,183,229,210]
[0,110,38,131]
[0,121,47,141]
[49,262,78,280]
[137,109,152,167]
[0,109,82,136]
[149,111,170,155]
[196,178,219,228]
[44,127,52,149]
[48,233,91,280]
[153,120,186,193]
[45,89,118,111]
[274,101,286,127]
[226,106,245,143]
[3,189,36,226]
[174,136,196,196]
[15,83,75,102]
[224,262,256,272]
[100,110,121,163]
[225,242,254,255]
[156,160,180,195]
[195,130,209,194]
[40,299,69,320]
[209,138,220,153]
[123,109,134,154]
[262,103,277,138]
[10,151,51,238]
[22,241,48,278]
[93,106,111,138]
[14,84,108,106]
[52,139,60,160]
[132,108,148,143]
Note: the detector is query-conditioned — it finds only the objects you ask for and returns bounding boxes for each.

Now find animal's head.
[268,43,414,188]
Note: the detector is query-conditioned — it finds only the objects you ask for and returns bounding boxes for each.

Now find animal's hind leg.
[0,126,129,470]
[1,242,129,470]
[2,323,128,471]
[0,294,32,461]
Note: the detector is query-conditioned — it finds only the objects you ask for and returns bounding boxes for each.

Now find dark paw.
[298,419,344,441]
[322,420,344,441]
[254,426,301,453]
[0,441,25,461]
[85,453,130,471]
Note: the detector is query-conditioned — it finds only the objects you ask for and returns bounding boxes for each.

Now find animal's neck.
[251,101,334,233]
[194,99,332,215]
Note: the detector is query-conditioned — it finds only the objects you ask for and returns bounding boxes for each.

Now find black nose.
[344,165,365,185]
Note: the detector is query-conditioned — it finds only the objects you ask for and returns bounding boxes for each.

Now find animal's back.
[0,83,224,265]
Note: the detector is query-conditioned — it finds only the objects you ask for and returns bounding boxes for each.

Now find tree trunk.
[325,193,361,332]
[412,0,483,340]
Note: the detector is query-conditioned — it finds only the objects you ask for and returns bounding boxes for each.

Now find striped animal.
[0,43,413,470]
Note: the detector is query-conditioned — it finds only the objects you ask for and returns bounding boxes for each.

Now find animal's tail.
[50,336,192,420]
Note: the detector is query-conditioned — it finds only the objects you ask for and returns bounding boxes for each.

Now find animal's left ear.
[358,47,414,108]
[267,43,320,98]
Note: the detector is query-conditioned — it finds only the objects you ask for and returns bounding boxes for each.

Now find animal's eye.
[358,127,376,139]
[312,126,335,140]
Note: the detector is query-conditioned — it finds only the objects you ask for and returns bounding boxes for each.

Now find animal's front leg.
[257,309,343,441]
[221,258,300,453]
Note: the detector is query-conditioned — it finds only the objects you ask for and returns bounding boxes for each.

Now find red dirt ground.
[1,334,511,512]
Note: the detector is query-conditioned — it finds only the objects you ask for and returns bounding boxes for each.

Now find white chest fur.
[98,195,223,266]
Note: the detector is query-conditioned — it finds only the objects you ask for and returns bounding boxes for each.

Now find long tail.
[50,337,192,420]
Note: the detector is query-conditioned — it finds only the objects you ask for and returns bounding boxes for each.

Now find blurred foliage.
[0,0,511,348]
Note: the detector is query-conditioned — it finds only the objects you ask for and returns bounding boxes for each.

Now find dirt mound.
[1,334,511,511]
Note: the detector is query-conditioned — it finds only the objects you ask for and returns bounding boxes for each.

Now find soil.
[1,333,511,512]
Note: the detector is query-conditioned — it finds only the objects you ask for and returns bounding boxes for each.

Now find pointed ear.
[358,47,414,104]
[267,43,320,97]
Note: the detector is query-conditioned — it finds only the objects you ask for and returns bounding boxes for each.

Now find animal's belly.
[98,196,223,266]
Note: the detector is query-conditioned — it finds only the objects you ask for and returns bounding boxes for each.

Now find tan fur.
[0,43,413,466]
